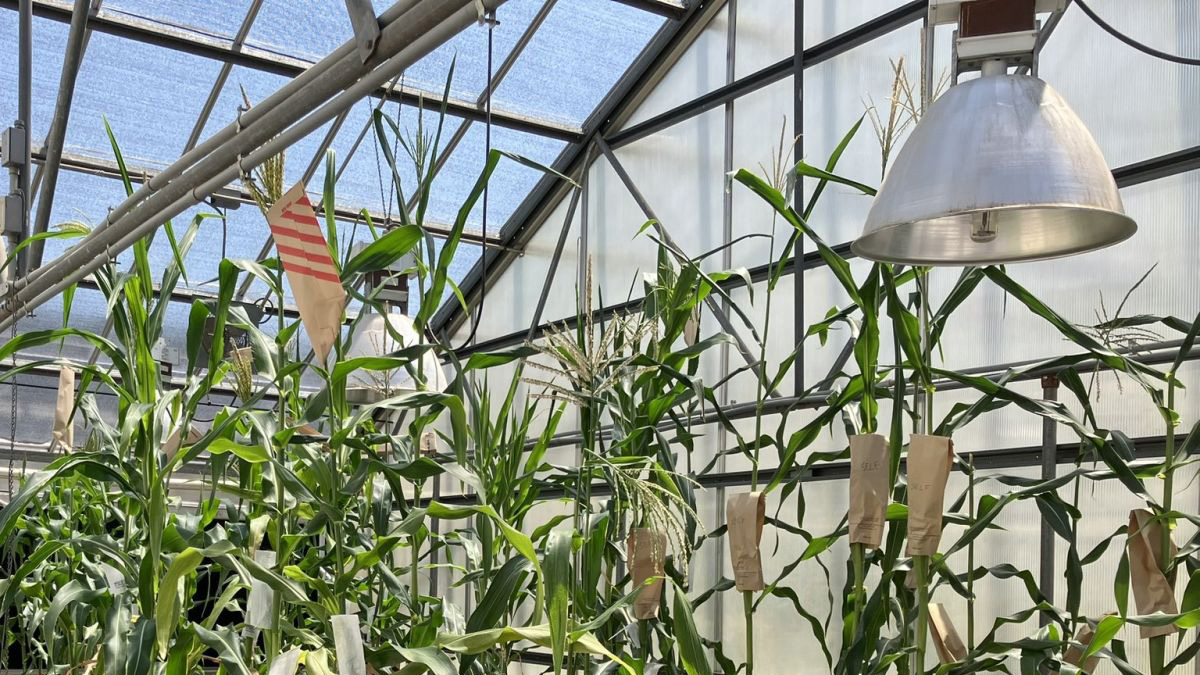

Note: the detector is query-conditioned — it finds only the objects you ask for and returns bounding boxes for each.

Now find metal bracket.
[1,124,27,168]
[952,24,1041,79]
[0,194,23,238]
[930,0,1066,26]
[343,0,381,64]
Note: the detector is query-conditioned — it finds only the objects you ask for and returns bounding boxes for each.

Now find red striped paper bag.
[266,183,345,363]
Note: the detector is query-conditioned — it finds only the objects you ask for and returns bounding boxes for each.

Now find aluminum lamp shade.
[852,74,1136,265]
[344,312,447,403]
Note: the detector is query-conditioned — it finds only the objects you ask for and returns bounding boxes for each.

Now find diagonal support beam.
[28,0,90,269]
[182,0,264,154]
[432,0,729,337]
[595,137,781,398]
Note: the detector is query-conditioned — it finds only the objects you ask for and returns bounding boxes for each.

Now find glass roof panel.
[99,0,252,41]
[245,0,547,103]
[63,27,224,166]
[491,0,665,126]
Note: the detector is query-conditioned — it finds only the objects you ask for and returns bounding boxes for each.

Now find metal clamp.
[343,0,381,64]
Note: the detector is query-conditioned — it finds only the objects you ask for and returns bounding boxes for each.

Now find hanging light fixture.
[852,0,1136,266]
[344,251,447,404]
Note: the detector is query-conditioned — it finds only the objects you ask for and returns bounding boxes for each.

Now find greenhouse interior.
[0,0,1196,673]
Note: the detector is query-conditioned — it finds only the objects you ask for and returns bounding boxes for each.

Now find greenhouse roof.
[0,0,676,314]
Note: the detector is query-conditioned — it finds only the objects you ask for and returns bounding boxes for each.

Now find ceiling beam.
[30,147,507,245]
[612,0,687,20]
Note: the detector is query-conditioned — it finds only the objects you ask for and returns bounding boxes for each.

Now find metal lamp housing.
[852,73,1136,265]
[344,312,447,403]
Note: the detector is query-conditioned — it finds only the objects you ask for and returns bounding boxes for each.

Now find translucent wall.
[459,1,1200,672]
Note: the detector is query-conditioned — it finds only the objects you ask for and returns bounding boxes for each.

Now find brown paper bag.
[905,434,954,556]
[1128,509,1178,639]
[627,528,667,620]
[52,366,75,451]
[1063,621,1102,673]
[163,425,204,462]
[928,603,967,663]
[266,182,346,364]
[849,434,889,548]
[726,492,765,591]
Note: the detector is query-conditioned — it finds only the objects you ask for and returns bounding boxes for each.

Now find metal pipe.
[29,0,100,205]
[1038,374,1058,623]
[792,0,805,396]
[28,0,90,270]
[182,0,265,154]
[15,0,32,273]
[1,0,501,330]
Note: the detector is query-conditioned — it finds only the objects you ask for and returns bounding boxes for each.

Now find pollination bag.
[1128,509,1178,639]
[627,528,667,620]
[332,613,367,675]
[1063,621,1102,673]
[849,433,889,548]
[726,491,766,591]
[906,434,954,556]
[52,366,75,451]
[928,602,967,664]
[246,550,277,630]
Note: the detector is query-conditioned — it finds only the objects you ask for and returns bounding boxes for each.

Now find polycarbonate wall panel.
[1040,1,1200,168]
[929,170,1200,372]
[449,193,582,343]
[623,4,730,127]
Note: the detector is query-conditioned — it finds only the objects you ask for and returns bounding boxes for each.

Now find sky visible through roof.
[0,0,663,342]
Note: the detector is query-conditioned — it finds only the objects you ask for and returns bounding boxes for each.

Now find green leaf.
[1115,548,1130,617]
[343,224,422,278]
[125,618,156,675]
[545,529,573,675]
[44,580,107,660]
[155,547,205,657]
[207,437,271,463]
[671,582,712,675]
[191,624,255,675]
[1083,615,1125,660]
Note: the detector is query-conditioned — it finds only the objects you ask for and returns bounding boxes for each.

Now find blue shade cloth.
[100,0,252,41]
[491,0,665,126]
[0,0,662,340]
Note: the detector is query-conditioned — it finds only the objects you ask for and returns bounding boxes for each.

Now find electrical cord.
[1073,0,1200,67]
[453,9,496,350]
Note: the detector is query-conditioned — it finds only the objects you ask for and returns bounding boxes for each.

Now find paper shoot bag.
[627,528,667,620]
[1128,509,1178,639]
[726,492,766,591]
[906,434,954,556]
[849,434,889,548]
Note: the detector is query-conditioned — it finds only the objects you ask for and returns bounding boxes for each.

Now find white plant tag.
[267,647,302,675]
[246,550,276,630]
[100,563,126,594]
[332,614,367,675]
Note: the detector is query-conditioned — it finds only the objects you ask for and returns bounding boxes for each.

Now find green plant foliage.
[0,72,1195,675]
